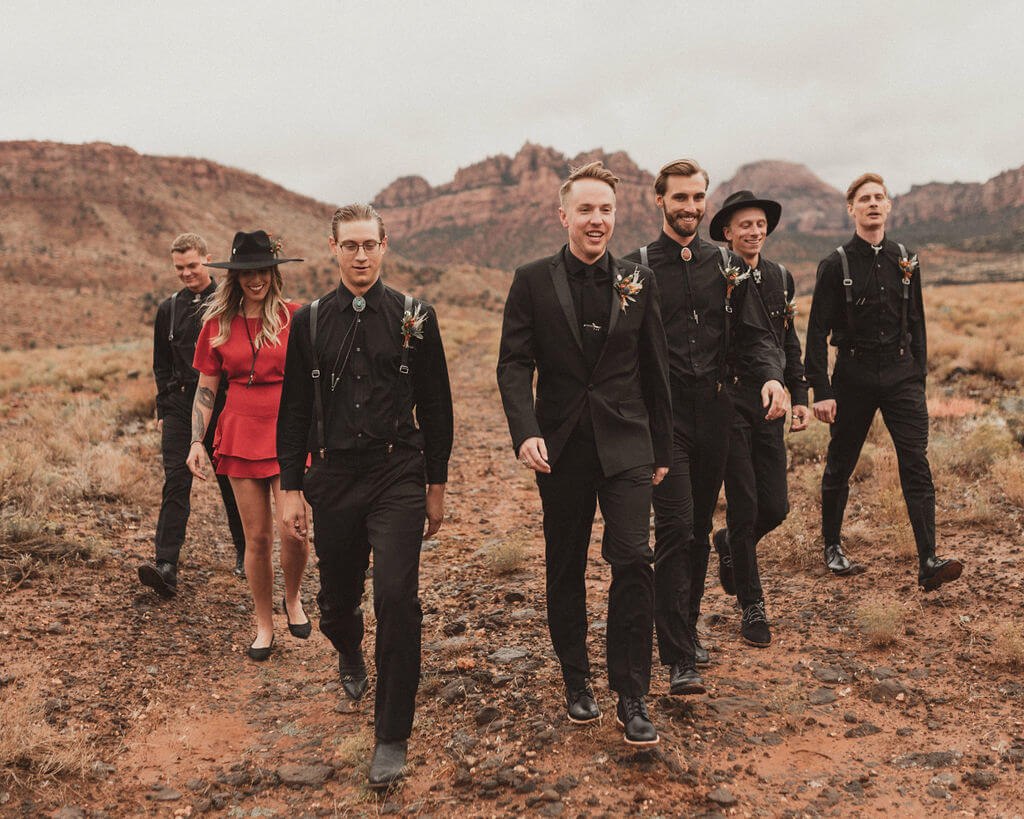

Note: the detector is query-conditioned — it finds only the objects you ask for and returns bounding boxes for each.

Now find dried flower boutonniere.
[613,267,645,313]
[898,254,919,285]
[719,262,750,299]
[784,298,797,328]
[401,304,427,348]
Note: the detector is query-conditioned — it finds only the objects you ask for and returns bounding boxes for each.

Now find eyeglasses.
[337,240,383,254]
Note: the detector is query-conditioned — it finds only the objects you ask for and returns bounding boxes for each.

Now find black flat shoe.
[368,739,408,789]
[919,555,963,592]
[233,552,246,578]
[138,561,177,597]
[247,636,275,661]
[282,597,311,639]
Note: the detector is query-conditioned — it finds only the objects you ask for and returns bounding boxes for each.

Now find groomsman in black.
[708,192,810,647]
[805,173,962,589]
[497,161,672,746]
[139,233,245,596]
[625,160,786,694]
[277,203,453,787]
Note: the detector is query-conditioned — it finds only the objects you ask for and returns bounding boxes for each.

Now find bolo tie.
[329,296,365,392]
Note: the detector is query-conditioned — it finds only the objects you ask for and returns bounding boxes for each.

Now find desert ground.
[2,284,1024,817]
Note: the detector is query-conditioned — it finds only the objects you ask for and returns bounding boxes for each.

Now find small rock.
[926,784,950,800]
[54,808,86,818]
[541,787,561,802]
[510,608,539,621]
[811,665,848,684]
[708,787,737,807]
[442,620,467,636]
[931,772,957,790]
[438,679,478,704]
[869,679,910,703]
[488,647,529,664]
[706,696,765,716]
[47,622,66,635]
[0,673,15,687]
[276,763,334,788]
[185,778,205,791]
[871,666,897,680]
[818,786,842,806]
[893,751,962,770]
[967,770,998,789]
[539,803,564,817]
[843,780,864,796]
[147,785,181,802]
[145,666,159,676]
[554,775,578,794]
[844,723,882,739]
[843,713,859,724]
[475,706,502,726]
[808,688,837,705]
[504,591,526,604]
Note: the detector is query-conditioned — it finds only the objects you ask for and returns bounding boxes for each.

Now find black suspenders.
[308,293,417,462]
[167,292,177,341]
[836,242,911,357]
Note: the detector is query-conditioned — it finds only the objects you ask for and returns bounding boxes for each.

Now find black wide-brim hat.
[709,190,782,241]
[205,230,304,270]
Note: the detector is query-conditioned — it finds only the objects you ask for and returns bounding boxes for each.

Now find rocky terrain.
[3,283,1024,816]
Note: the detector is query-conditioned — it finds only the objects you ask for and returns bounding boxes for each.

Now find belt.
[321,442,411,468]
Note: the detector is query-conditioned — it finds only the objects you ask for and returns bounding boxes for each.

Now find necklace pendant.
[680,247,692,262]
[352,296,366,313]
[247,373,254,387]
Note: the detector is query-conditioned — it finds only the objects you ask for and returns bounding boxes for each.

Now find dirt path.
[3,325,1024,816]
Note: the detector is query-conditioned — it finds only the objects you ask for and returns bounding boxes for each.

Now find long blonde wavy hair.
[202,266,291,349]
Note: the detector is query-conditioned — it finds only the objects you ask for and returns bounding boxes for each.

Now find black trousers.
[722,381,789,608]
[303,447,425,742]
[154,394,244,565]
[536,433,654,697]
[822,351,935,561]
[653,383,732,666]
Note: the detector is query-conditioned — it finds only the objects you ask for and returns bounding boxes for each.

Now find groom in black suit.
[497,161,672,746]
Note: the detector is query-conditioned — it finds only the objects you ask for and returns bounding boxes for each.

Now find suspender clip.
[399,364,410,375]
[842,278,853,287]
[311,368,321,379]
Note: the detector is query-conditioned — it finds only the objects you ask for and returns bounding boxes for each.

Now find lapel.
[548,254,584,352]
[607,256,633,338]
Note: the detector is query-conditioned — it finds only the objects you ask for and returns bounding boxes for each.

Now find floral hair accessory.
[401,304,427,348]
[898,254,919,285]
[784,298,797,328]
[613,267,644,313]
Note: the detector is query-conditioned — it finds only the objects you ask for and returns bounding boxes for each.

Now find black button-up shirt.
[153,280,218,420]
[276,277,453,490]
[624,232,783,388]
[737,256,809,406]
[805,233,927,400]
[564,248,613,374]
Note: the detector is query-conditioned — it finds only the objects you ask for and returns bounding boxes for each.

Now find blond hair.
[201,266,291,350]
[558,161,619,208]
[170,232,207,256]
[654,159,709,196]
[331,203,386,241]
[846,172,889,203]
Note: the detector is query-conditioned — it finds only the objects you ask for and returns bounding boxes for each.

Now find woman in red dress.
[186,230,310,660]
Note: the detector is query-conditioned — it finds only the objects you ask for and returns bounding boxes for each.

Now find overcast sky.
[3,1,1021,204]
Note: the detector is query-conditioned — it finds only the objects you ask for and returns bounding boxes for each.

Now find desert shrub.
[993,623,1024,667]
[992,455,1024,507]
[857,601,902,646]
[485,529,530,574]
[76,442,156,504]
[762,506,819,570]
[786,421,831,465]
[932,419,1014,478]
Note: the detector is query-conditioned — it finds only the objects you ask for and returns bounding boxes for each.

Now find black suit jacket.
[496,247,672,477]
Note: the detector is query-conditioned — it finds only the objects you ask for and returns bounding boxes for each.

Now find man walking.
[625,161,786,694]
[497,161,672,746]
[805,173,962,590]
[277,203,453,788]
[708,191,810,647]
[139,233,245,596]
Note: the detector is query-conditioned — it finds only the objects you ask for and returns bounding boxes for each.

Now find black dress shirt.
[805,233,927,400]
[153,280,218,419]
[736,256,809,406]
[624,232,783,388]
[276,278,453,491]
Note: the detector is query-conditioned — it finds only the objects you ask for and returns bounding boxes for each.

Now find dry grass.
[786,421,831,465]
[932,419,1015,478]
[331,729,372,769]
[993,623,1024,668]
[992,455,1024,507]
[856,601,903,647]
[0,691,94,784]
[485,529,530,574]
[762,506,819,570]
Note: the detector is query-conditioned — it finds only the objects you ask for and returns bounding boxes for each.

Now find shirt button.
[357,432,363,438]
[355,403,360,408]
[355,347,361,352]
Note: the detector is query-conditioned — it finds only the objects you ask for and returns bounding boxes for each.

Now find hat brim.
[205,257,304,270]
[709,199,781,242]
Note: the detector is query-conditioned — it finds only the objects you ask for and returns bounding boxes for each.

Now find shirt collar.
[563,247,610,280]
[849,233,890,255]
[658,230,706,258]
[335,276,385,313]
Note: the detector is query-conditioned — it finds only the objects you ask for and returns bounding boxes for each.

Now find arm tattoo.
[191,386,215,442]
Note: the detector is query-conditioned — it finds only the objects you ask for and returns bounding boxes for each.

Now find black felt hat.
[205,230,303,270]
[709,191,782,241]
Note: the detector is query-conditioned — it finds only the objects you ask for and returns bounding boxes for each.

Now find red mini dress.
[193,302,300,479]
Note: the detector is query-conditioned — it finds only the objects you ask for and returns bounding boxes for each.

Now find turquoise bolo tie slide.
[352,296,366,312]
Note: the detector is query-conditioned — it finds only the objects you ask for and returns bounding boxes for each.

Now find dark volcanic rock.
[844,724,882,739]
[966,770,998,789]
[893,751,962,770]
[707,697,765,716]
[708,787,738,807]
[811,665,849,684]
[808,687,838,705]
[276,763,333,788]
[869,679,910,702]
[475,705,502,726]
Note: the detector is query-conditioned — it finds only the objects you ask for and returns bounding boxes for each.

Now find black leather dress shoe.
[918,555,963,591]
[694,637,711,667]
[713,529,736,596]
[368,739,408,789]
[138,561,177,597]
[824,542,854,575]
[565,681,601,724]
[615,696,659,746]
[282,597,311,639]
[669,662,706,695]
[338,651,369,701]
[233,551,246,578]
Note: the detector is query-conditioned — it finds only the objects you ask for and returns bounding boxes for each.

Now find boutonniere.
[719,262,750,299]
[784,298,798,328]
[613,267,644,313]
[400,304,427,348]
[898,254,919,285]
